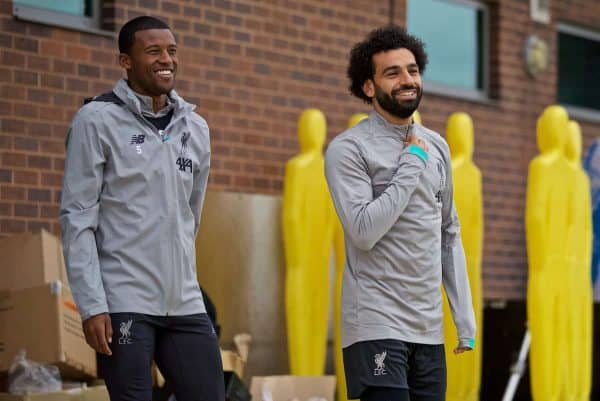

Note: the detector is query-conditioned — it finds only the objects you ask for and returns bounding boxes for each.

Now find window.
[407,0,489,101]
[558,24,600,120]
[12,0,111,36]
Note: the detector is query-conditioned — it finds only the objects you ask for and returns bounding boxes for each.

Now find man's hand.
[404,130,429,152]
[82,313,113,355]
[453,346,473,355]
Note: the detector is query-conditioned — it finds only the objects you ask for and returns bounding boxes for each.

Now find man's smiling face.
[363,48,423,120]
[120,28,178,97]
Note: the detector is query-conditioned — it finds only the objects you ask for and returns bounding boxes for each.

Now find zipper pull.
[159,130,170,143]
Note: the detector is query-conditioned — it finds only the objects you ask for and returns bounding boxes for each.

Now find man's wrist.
[458,337,475,349]
[407,144,428,162]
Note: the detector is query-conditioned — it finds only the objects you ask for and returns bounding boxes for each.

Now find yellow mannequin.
[526,105,572,401]
[564,121,593,401]
[282,109,335,374]
[333,113,368,401]
[413,110,422,124]
[443,112,483,401]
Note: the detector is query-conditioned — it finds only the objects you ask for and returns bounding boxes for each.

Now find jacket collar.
[112,78,195,118]
[369,110,414,141]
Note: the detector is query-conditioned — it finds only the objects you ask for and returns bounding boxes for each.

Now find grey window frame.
[407,0,490,103]
[557,23,600,124]
[12,0,114,37]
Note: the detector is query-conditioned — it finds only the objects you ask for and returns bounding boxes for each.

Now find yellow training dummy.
[564,121,593,401]
[282,109,335,374]
[526,105,572,401]
[444,112,483,401]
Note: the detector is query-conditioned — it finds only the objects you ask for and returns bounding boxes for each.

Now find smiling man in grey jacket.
[325,26,476,401]
[60,16,224,401]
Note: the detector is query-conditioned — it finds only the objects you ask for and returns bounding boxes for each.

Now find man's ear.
[118,53,131,70]
[362,79,375,99]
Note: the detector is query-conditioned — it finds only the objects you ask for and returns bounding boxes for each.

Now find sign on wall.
[530,0,550,24]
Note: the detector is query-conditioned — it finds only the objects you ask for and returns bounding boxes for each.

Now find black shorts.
[343,339,446,400]
[98,313,225,401]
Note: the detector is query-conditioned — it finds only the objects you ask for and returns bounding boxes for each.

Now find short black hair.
[118,16,171,54]
[347,26,428,103]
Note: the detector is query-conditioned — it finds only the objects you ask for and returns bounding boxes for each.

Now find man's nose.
[158,49,173,64]
[398,69,414,85]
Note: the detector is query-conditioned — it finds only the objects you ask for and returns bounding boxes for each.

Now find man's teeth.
[157,70,172,76]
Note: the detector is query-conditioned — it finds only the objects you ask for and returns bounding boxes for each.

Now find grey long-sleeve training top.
[325,110,475,348]
[60,79,209,320]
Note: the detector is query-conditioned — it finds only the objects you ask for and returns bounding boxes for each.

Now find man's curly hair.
[347,26,428,104]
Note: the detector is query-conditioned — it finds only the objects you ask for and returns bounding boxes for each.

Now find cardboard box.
[0,229,67,292]
[250,376,336,401]
[0,282,95,379]
[0,385,109,401]
[221,350,245,379]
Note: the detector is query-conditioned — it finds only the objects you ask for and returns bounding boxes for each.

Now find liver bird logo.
[118,319,133,344]
[373,351,387,376]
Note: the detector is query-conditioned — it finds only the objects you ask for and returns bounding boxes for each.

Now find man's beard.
[374,83,422,120]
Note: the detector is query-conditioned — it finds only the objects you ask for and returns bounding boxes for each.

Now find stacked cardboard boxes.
[0,230,96,380]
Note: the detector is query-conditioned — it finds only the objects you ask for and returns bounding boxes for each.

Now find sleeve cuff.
[407,144,428,162]
[459,337,476,350]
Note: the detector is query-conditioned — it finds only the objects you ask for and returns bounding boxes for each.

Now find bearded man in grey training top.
[325,26,475,401]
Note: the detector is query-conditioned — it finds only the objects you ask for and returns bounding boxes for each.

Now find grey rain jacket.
[60,79,209,320]
[325,111,476,348]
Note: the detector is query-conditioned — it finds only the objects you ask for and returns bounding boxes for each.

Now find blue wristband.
[407,144,428,162]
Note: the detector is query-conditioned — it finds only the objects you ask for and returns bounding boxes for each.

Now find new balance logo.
[118,320,133,345]
[130,135,145,145]
[131,134,145,154]
[176,157,192,173]
[373,351,387,376]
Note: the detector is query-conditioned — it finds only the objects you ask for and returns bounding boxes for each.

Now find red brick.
[1,219,26,233]
[14,136,38,151]
[14,203,38,218]
[27,188,51,202]
[53,59,76,74]
[0,202,11,216]
[41,173,63,187]
[14,37,38,53]
[14,103,38,118]
[27,55,51,71]
[14,70,38,85]
[41,205,59,218]
[1,50,25,67]
[0,170,11,183]
[1,186,26,201]
[41,74,65,90]
[13,170,38,185]
[28,155,52,169]
[40,40,64,57]
[66,46,91,62]
[26,220,51,233]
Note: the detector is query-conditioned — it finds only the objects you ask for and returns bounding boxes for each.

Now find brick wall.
[0,0,599,300]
